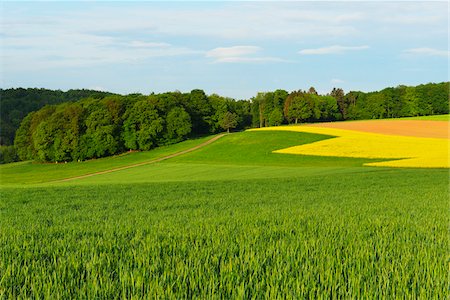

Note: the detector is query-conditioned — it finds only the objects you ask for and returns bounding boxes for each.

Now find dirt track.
[55,134,226,183]
[310,120,449,139]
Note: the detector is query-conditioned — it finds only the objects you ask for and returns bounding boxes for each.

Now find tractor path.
[55,134,226,183]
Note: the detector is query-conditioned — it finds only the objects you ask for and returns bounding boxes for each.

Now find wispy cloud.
[206,46,261,59]
[1,34,200,70]
[89,86,107,92]
[299,45,369,55]
[1,2,447,98]
[206,46,283,63]
[331,78,344,84]
[402,47,449,57]
[128,41,171,48]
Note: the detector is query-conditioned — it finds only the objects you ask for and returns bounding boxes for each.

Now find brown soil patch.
[310,120,449,139]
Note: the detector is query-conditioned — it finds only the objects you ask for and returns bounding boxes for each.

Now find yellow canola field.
[251,126,449,168]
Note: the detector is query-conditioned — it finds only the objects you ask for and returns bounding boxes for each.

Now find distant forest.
[0,88,114,145]
[0,82,448,163]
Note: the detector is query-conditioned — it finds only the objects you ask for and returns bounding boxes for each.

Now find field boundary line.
[53,134,226,183]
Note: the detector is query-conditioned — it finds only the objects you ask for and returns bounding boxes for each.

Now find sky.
[0,1,448,99]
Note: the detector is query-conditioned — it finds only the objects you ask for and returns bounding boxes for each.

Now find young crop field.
[0,121,448,298]
[397,114,450,121]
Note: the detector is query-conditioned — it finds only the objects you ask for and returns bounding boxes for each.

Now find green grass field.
[0,135,213,185]
[0,130,448,298]
[398,114,449,121]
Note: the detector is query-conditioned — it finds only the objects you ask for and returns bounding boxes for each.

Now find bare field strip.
[254,122,449,168]
[309,120,449,139]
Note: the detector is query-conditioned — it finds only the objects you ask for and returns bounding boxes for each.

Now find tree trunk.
[227,128,230,133]
[259,106,264,128]
[295,118,298,124]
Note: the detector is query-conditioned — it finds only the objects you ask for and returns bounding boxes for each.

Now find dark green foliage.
[262,82,449,126]
[186,89,212,134]
[252,90,288,127]
[268,108,283,126]
[231,99,252,130]
[0,88,113,145]
[32,120,55,162]
[343,82,449,120]
[9,82,449,162]
[31,104,84,162]
[80,106,118,159]
[282,91,339,124]
[123,100,164,151]
[0,145,18,164]
[206,94,232,133]
[251,94,263,128]
[14,113,35,161]
[165,107,192,143]
[284,92,315,124]
[316,95,340,121]
[11,91,253,162]
[206,94,251,133]
[330,88,346,119]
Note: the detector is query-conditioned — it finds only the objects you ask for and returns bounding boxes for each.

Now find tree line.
[0,82,448,163]
[251,82,449,127]
[12,90,250,163]
[0,88,114,146]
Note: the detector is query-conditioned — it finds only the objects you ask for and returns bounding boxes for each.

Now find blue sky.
[1,1,448,99]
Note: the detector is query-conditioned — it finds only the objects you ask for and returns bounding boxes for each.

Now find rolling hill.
[0,122,448,298]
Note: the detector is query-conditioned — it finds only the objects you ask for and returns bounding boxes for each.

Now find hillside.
[1,123,448,298]
[1,130,386,186]
[2,82,448,165]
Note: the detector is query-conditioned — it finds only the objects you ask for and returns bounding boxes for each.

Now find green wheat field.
[1,130,448,298]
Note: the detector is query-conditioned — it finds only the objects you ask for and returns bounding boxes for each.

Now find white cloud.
[331,78,344,84]
[1,2,447,73]
[89,86,107,92]
[213,57,286,64]
[299,45,369,55]
[206,46,261,59]
[402,47,449,57]
[1,33,200,70]
[129,41,171,48]
[206,46,283,63]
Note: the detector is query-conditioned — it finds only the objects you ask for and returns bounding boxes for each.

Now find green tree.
[0,145,18,164]
[307,87,318,95]
[14,113,34,160]
[262,92,275,127]
[32,120,55,162]
[187,89,212,134]
[316,95,339,121]
[206,94,229,133]
[220,111,238,133]
[79,106,118,159]
[123,100,164,151]
[330,88,346,119]
[1,88,112,145]
[365,93,387,119]
[400,87,420,117]
[285,92,313,124]
[251,93,266,128]
[165,107,192,143]
[268,108,283,126]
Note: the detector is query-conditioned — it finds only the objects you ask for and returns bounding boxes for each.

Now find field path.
[54,134,226,183]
